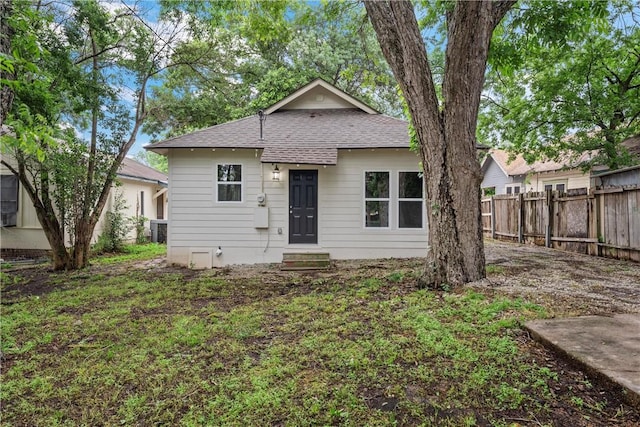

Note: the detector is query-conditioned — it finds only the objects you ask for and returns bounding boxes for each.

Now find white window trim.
[216,163,244,203]
[542,180,568,191]
[398,171,425,229]
[505,184,521,195]
[363,170,391,229]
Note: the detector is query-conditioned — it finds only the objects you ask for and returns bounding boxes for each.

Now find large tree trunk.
[365,0,514,288]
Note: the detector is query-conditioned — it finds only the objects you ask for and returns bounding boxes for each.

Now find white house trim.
[264,79,378,115]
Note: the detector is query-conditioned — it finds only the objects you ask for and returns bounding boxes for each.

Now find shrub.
[94,188,131,253]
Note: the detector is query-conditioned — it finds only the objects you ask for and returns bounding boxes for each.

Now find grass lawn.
[1,248,637,426]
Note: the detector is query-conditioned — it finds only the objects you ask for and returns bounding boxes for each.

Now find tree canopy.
[143,0,400,141]
[480,0,640,169]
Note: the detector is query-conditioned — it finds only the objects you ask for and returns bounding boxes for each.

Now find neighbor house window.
[217,164,242,202]
[1,175,18,227]
[543,181,567,192]
[505,184,521,195]
[483,187,496,197]
[398,171,423,228]
[140,191,145,216]
[365,171,389,227]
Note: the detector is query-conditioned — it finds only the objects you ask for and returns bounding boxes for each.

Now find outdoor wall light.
[272,164,280,181]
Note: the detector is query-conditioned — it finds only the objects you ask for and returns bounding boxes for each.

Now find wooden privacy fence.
[481,186,640,262]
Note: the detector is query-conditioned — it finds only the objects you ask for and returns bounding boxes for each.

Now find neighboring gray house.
[480,150,528,195]
[481,149,592,195]
[146,78,428,268]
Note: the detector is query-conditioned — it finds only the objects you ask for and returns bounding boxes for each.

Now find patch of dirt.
[473,240,640,317]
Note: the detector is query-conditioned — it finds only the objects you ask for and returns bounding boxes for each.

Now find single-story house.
[146,78,428,268]
[481,149,593,195]
[0,157,168,258]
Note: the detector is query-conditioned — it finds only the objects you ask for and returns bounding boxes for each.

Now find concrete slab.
[525,314,640,409]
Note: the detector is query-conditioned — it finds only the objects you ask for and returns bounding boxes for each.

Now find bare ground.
[474,239,640,317]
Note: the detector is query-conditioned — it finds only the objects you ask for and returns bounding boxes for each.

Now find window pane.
[506,186,512,195]
[399,172,422,198]
[1,175,18,213]
[365,172,389,198]
[218,164,242,182]
[514,186,520,194]
[365,201,389,227]
[218,184,241,201]
[556,184,565,192]
[399,201,422,228]
[0,175,18,227]
[544,184,553,191]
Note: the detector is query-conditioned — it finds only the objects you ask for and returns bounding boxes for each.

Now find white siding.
[280,87,357,110]
[528,169,590,192]
[167,148,429,267]
[103,178,167,241]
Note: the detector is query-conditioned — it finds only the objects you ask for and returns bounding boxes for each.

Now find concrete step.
[282,252,330,261]
[281,253,330,270]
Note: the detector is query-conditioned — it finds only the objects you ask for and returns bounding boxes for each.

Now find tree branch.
[481,94,510,114]
[491,1,517,27]
[0,159,19,176]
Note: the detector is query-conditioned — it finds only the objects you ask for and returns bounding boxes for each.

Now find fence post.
[490,196,496,240]
[545,189,553,248]
[594,190,602,257]
[518,192,524,243]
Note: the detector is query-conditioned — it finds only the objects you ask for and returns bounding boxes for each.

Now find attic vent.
[315,94,324,102]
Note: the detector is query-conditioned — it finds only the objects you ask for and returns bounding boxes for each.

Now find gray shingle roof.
[261,146,338,165]
[146,109,410,151]
[118,158,168,184]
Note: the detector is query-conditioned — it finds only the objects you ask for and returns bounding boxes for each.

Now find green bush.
[94,189,131,253]
[134,216,148,244]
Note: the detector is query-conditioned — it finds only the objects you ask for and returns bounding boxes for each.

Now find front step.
[281,252,331,271]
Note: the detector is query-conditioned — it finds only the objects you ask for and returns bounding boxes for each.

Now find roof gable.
[263,78,378,115]
[485,150,531,176]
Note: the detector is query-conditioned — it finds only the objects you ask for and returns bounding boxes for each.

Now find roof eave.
[117,174,168,187]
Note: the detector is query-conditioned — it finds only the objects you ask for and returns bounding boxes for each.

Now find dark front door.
[289,170,318,244]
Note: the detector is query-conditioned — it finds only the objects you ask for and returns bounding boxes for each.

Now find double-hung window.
[365,171,389,228]
[217,164,242,202]
[1,175,18,227]
[398,172,423,228]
